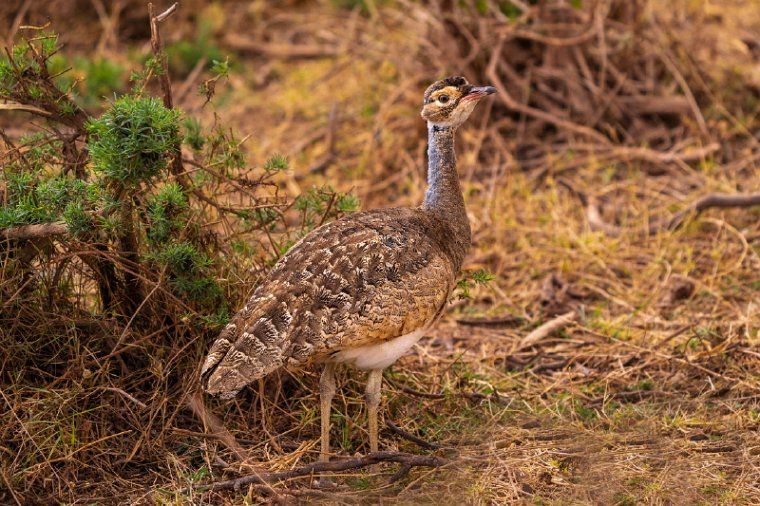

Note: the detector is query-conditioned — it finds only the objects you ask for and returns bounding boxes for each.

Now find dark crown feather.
[423,75,469,104]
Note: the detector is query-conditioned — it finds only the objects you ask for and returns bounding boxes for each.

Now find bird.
[201,76,496,462]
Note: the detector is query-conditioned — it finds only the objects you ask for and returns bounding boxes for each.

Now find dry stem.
[200,451,449,492]
[517,311,578,350]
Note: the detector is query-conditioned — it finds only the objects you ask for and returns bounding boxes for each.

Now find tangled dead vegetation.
[1,0,759,504]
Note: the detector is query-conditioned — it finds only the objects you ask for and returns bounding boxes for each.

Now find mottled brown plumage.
[201,76,496,461]
[201,208,462,392]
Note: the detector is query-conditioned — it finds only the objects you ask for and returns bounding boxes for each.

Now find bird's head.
[421,76,496,128]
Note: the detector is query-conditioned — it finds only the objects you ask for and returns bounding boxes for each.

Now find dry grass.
[1,0,759,504]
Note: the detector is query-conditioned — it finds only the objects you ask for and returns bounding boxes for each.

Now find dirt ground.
[1,0,759,504]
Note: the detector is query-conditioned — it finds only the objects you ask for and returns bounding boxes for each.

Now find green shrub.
[87,96,180,185]
[63,201,94,236]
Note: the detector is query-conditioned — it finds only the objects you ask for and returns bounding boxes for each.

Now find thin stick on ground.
[101,387,147,409]
[184,392,253,465]
[664,192,760,231]
[558,178,760,236]
[386,420,442,450]
[198,451,449,492]
[517,311,578,350]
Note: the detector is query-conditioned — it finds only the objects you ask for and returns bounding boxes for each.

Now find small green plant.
[188,465,210,482]
[0,33,86,128]
[612,492,638,506]
[145,182,189,245]
[573,398,597,421]
[198,57,230,103]
[150,242,211,275]
[182,118,205,150]
[346,476,374,490]
[63,202,94,236]
[455,268,495,300]
[49,55,125,109]
[634,379,656,391]
[263,153,289,172]
[165,20,224,77]
[294,184,361,234]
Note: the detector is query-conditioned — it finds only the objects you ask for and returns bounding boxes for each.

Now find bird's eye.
[437,95,450,104]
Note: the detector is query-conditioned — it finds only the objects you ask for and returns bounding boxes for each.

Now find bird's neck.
[423,123,471,267]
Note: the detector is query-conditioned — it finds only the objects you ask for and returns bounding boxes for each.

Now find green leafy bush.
[87,96,180,184]
[146,182,189,245]
[0,27,360,324]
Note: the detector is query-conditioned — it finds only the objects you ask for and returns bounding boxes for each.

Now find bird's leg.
[365,368,383,453]
[319,362,337,463]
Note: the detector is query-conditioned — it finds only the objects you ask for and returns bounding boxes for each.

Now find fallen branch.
[384,376,509,405]
[517,311,578,350]
[456,315,523,326]
[617,95,692,116]
[200,451,448,492]
[558,178,760,236]
[607,142,719,166]
[531,358,570,374]
[384,377,445,399]
[665,192,760,231]
[101,387,147,409]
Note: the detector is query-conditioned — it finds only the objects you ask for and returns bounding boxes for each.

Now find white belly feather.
[330,329,425,370]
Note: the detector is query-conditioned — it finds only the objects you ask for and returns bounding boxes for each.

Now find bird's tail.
[201,298,292,398]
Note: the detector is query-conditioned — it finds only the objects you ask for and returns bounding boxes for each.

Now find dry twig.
[0,102,52,117]
[200,451,448,491]
[185,392,253,466]
[148,2,186,189]
[517,311,578,350]
[386,420,442,450]
[559,178,760,236]
[664,192,760,231]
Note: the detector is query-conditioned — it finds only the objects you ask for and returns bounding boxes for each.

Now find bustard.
[201,76,496,462]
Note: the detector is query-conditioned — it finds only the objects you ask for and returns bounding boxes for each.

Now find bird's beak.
[462,85,497,101]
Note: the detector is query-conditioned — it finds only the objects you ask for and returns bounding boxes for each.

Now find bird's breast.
[327,329,425,370]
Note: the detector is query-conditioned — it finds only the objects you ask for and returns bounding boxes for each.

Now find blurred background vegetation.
[1,0,758,504]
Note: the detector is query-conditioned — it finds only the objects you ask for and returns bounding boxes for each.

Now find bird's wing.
[201,207,458,397]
